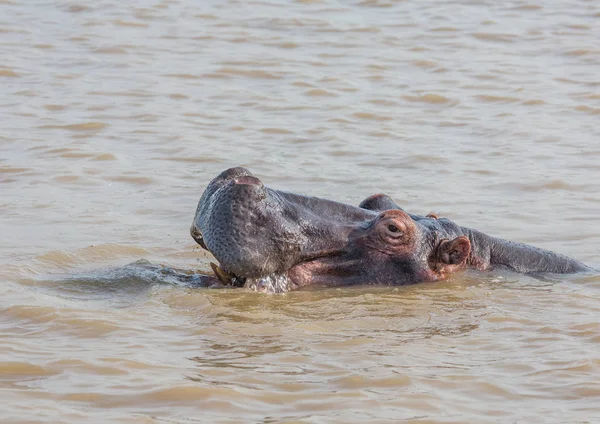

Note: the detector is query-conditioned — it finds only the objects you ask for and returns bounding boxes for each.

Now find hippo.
[190,167,589,293]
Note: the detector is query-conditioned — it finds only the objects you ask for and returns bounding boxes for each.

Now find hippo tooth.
[210,262,232,285]
[197,236,208,251]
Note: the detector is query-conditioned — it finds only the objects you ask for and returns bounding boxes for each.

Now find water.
[1,0,599,422]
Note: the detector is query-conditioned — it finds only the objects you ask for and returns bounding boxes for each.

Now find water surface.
[1,0,599,422]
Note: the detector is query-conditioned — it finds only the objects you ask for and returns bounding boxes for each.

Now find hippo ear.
[438,236,471,266]
[359,194,404,212]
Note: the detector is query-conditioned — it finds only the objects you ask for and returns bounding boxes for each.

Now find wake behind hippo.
[191,167,589,293]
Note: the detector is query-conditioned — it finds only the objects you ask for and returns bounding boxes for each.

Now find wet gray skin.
[191,167,589,293]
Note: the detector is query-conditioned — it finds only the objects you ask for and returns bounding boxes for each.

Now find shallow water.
[1,0,599,422]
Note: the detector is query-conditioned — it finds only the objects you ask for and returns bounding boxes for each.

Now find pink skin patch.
[233,176,263,186]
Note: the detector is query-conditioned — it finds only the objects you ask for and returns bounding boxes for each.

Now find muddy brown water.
[1,0,599,423]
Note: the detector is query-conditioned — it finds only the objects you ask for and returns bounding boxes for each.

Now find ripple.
[108,175,155,185]
[564,49,598,56]
[92,153,117,161]
[169,93,189,99]
[38,122,108,132]
[292,81,315,88]
[53,175,81,183]
[0,166,31,174]
[472,32,517,43]
[93,46,128,54]
[0,362,58,379]
[475,94,520,103]
[522,99,545,105]
[407,154,450,164]
[329,374,412,389]
[89,90,154,98]
[430,26,459,32]
[574,105,600,115]
[357,0,394,7]
[412,60,440,69]
[403,94,454,104]
[305,89,337,97]
[36,244,149,267]
[164,73,202,79]
[328,150,362,157]
[511,4,542,10]
[54,317,122,337]
[215,68,283,79]
[352,112,393,121]
[113,20,148,28]
[259,128,294,134]
[145,386,241,403]
[65,4,91,13]
[163,156,223,163]
[43,104,66,111]
[0,68,19,77]
[202,72,232,79]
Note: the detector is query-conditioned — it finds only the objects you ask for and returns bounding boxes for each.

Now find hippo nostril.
[233,176,263,186]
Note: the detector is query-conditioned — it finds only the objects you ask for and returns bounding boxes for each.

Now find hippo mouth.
[210,260,300,293]
[192,226,342,293]
[192,231,327,293]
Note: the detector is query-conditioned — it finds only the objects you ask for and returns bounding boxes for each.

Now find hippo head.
[191,167,472,292]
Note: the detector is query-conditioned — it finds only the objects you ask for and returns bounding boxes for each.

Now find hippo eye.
[377,217,411,246]
[387,224,400,233]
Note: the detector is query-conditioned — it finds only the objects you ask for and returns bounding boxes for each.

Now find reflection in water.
[1,0,599,422]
